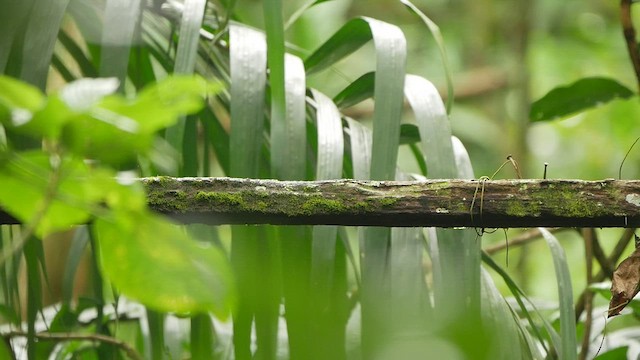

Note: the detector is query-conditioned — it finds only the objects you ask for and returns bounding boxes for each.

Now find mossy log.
[140,177,640,228]
[1,177,639,228]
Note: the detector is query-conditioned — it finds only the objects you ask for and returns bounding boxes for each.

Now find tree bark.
[144,177,640,227]
[3,177,640,228]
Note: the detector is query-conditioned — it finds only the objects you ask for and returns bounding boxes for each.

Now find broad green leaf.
[19,0,70,89]
[305,18,373,75]
[530,77,635,122]
[400,0,454,113]
[333,72,375,109]
[103,76,219,133]
[96,211,235,316]
[0,152,92,237]
[594,346,629,360]
[100,0,142,85]
[229,24,267,178]
[539,228,577,360]
[0,76,45,111]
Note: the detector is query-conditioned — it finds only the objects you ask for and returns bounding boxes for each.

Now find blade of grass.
[166,0,207,174]
[400,0,454,113]
[19,0,71,89]
[100,0,142,88]
[23,236,41,360]
[539,228,578,360]
[333,72,375,109]
[482,251,558,356]
[481,268,529,360]
[62,226,89,306]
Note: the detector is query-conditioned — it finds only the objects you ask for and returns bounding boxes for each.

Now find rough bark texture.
[143,177,640,227]
[3,177,640,227]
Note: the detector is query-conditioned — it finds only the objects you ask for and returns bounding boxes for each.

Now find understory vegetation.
[0,0,640,359]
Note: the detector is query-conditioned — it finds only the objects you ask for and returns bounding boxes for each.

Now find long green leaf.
[18,0,70,89]
[229,24,267,178]
[271,54,306,180]
[354,17,406,357]
[309,89,345,357]
[228,23,277,360]
[166,0,207,174]
[0,0,35,73]
[345,118,371,179]
[304,18,373,75]
[100,0,142,85]
[539,228,577,360]
[333,72,375,109]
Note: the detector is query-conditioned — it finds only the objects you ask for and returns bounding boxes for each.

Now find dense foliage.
[0,0,639,359]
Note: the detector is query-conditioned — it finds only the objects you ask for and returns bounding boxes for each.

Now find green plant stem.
[579,228,595,360]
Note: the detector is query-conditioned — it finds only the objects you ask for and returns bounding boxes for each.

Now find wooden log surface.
[139,177,640,228]
[2,177,640,228]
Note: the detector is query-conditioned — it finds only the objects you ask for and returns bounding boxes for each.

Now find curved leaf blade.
[229,25,267,178]
[530,77,635,122]
[304,18,373,75]
[333,72,374,109]
[539,228,577,360]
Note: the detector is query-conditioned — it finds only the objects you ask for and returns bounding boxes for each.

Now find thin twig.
[621,0,640,93]
[1,331,143,360]
[483,228,565,255]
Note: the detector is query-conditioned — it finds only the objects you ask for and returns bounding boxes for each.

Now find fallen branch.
[143,177,640,228]
[3,177,640,228]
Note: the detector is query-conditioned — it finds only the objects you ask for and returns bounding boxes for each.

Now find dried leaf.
[608,245,640,317]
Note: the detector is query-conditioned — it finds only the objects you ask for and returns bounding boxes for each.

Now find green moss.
[301,198,345,215]
[195,191,243,208]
